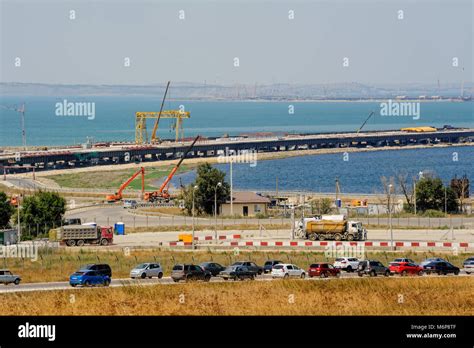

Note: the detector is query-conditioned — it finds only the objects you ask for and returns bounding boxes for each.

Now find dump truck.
[53,225,114,247]
[295,215,367,241]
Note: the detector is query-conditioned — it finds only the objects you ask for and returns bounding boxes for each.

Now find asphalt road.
[0,273,470,294]
[66,205,474,229]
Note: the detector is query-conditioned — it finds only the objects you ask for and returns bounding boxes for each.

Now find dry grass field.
[0,277,472,315]
[0,249,469,283]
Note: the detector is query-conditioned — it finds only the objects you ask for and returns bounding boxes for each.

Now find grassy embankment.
[44,164,196,190]
[1,249,469,283]
[1,277,472,315]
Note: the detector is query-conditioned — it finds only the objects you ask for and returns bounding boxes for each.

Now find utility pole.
[1,103,26,150]
[192,185,198,249]
[230,159,233,216]
[17,194,21,242]
[214,182,222,241]
[388,184,394,251]
[444,186,447,217]
[413,181,417,215]
[291,206,295,240]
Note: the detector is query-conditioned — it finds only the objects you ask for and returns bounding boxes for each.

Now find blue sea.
[174,146,474,194]
[0,96,473,146]
[1,97,472,193]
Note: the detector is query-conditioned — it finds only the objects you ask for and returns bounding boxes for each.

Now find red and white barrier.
[218,240,473,248]
[193,234,241,241]
[165,240,473,248]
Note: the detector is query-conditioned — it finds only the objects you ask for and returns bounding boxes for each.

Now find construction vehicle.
[105,167,145,203]
[350,199,368,207]
[51,225,114,247]
[9,195,18,207]
[144,135,200,203]
[295,215,367,241]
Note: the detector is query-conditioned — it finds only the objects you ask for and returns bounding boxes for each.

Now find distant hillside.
[0,81,472,100]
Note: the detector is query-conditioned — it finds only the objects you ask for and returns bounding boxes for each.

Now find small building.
[0,229,18,245]
[221,192,271,217]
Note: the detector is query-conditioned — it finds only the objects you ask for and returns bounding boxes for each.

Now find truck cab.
[347,221,367,240]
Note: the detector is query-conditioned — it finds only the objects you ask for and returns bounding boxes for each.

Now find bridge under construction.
[1,128,473,174]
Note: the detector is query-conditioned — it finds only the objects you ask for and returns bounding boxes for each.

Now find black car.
[199,262,225,276]
[219,266,256,281]
[357,260,390,277]
[423,261,460,275]
[79,264,112,277]
[171,264,211,282]
[232,261,263,275]
[263,260,283,274]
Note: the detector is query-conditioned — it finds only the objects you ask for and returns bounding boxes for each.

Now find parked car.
[392,258,415,264]
[232,261,263,275]
[130,263,163,279]
[389,262,424,276]
[271,264,306,279]
[263,260,283,273]
[199,262,225,277]
[123,200,137,209]
[69,270,111,287]
[420,258,447,267]
[171,264,211,282]
[79,264,112,278]
[357,260,390,277]
[462,257,474,274]
[219,266,256,281]
[0,269,21,285]
[308,263,341,278]
[423,261,460,275]
[333,257,360,272]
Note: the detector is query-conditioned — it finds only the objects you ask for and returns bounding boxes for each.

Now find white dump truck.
[295,215,367,241]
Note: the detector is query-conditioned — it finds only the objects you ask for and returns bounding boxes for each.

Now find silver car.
[130,263,163,279]
[0,269,21,285]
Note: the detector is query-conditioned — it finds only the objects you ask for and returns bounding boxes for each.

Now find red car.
[389,262,424,276]
[308,263,341,278]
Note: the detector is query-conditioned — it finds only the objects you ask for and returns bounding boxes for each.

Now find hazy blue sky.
[1,0,472,85]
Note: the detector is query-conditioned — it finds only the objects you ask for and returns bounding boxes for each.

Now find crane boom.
[357,111,375,134]
[157,135,200,193]
[106,167,145,202]
[145,135,200,202]
[151,81,171,143]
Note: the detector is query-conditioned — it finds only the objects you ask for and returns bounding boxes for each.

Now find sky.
[0,0,472,85]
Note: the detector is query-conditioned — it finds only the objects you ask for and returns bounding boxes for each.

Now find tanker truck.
[295,215,367,241]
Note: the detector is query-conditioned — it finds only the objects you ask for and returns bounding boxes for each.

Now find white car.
[130,263,163,279]
[0,269,21,285]
[271,264,306,279]
[334,257,360,272]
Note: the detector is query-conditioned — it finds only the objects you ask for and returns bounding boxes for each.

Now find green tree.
[20,191,66,237]
[179,163,230,215]
[415,178,458,213]
[312,197,333,215]
[0,191,15,228]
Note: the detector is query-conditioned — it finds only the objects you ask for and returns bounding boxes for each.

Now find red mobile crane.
[144,135,200,202]
[106,167,145,203]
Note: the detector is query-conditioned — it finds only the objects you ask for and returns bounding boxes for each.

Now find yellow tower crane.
[135,110,190,143]
[135,81,191,144]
